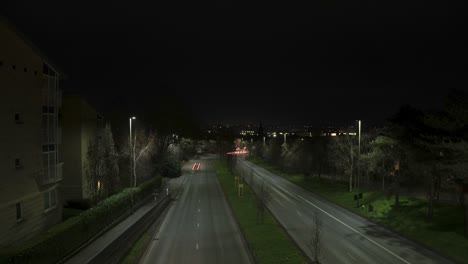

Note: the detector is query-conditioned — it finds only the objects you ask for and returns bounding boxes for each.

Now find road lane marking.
[297,211,302,216]
[198,208,200,213]
[198,199,200,203]
[347,252,357,261]
[295,193,411,264]
[197,223,199,228]
[196,243,199,250]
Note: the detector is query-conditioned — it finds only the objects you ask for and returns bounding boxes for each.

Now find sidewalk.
[63,175,186,264]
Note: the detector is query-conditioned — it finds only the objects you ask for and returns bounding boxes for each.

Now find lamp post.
[357,120,361,190]
[129,116,136,212]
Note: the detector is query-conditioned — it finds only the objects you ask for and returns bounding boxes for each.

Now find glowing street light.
[129,116,136,212]
[357,120,361,189]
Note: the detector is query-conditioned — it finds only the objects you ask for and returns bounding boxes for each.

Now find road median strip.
[215,159,307,264]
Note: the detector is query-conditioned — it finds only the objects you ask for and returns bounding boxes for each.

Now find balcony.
[42,162,63,185]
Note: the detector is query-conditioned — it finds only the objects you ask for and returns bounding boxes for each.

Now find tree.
[363,135,399,191]
[254,181,272,224]
[85,123,119,203]
[310,212,323,264]
[329,135,357,192]
[264,139,282,166]
[417,91,468,228]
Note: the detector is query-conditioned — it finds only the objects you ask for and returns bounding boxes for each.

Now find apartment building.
[0,17,63,247]
[61,94,104,204]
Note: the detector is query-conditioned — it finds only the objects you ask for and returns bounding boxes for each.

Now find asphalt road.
[237,157,455,264]
[140,155,252,264]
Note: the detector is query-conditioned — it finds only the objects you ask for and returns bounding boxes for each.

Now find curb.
[239,169,312,264]
[214,170,257,264]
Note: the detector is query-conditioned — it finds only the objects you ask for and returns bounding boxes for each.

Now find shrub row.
[0,176,162,264]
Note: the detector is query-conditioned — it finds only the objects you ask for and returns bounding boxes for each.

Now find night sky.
[3,1,467,127]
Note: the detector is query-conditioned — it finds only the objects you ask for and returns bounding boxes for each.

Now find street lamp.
[357,120,361,190]
[129,116,136,212]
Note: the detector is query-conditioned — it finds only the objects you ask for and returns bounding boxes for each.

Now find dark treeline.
[248,90,468,236]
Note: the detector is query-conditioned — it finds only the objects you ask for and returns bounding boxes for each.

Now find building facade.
[61,95,104,204]
[0,18,63,247]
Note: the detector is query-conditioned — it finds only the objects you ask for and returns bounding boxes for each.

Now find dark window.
[43,63,49,74]
[48,106,55,113]
[15,158,22,169]
[12,64,16,70]
[42,144,56,152]
[42,106,48,113]
[43,63,56,76]
[16,203,22,221]
[14,112,22,123]
[24,67,27,72]
[0,60,3,67]
[34,70,38,75]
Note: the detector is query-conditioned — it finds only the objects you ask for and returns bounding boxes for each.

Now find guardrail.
[92,194,172,264]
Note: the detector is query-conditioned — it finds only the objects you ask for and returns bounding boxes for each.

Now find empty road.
[140,155,252,264]
[237,157,454,264]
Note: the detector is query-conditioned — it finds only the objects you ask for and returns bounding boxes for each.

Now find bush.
[161,158,181,178]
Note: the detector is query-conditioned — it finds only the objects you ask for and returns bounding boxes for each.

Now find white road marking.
[198,208,200,213]
[198,199,200,203]
[245,160,411,264]
[197,223,199,228]
[196,243,199,250]
[297,211,302,216]
[347,252,357,261]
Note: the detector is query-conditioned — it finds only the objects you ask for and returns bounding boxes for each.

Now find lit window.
[16,202,22,221]
[97,180,102,191]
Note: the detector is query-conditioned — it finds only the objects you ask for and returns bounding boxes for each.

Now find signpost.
[238,183,244,197]
[354,192,363,207]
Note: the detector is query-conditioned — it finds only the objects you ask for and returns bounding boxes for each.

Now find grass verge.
[215,160,307,264]
[246,155,468,264]
[119,231,152,264]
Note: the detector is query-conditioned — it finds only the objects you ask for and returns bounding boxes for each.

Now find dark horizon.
[3,1,467,127]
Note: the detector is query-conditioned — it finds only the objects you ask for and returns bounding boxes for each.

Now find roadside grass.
[246,156,468,264]
[215,160,307,264]
[62,208,86,221]
[119,231,152,264]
